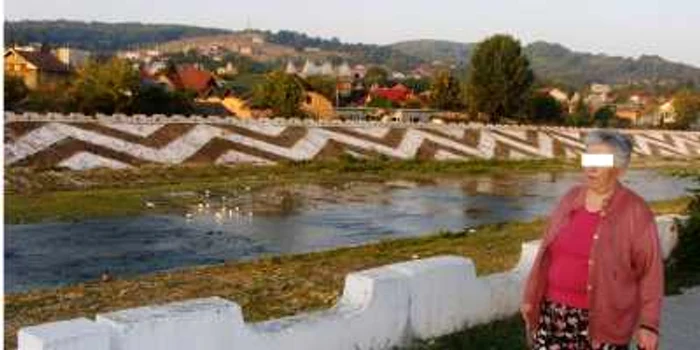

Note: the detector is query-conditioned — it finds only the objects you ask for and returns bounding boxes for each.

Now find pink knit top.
[545,207,602,309]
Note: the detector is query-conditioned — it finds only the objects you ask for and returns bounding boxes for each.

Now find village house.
[366,83,415,106]
[351,64,367,80]
[659,100,677,124]
[156,64,220,97]
[4,47,73,89]
[53,47,90,68]
[547,88,569,104]
[216,62,238,76]
[286,60,354,79]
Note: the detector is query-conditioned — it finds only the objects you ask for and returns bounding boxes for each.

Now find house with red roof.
[366,83,415,106]
[156,64,220,97]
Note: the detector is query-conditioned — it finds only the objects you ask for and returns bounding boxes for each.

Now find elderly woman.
[521,130,663,350]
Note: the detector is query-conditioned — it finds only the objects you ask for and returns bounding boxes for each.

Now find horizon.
[4,0,700,68]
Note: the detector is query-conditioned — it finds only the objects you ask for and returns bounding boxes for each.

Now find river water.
[5,169,693,293]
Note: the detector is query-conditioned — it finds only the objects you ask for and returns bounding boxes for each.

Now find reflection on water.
[4,169,693,293]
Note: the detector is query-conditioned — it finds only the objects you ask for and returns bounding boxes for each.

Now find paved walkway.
[661,286,700,349]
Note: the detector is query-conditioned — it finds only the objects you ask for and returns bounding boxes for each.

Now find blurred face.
[583,143,624,193]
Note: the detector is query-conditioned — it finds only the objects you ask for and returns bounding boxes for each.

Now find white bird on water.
[145,201,155,208]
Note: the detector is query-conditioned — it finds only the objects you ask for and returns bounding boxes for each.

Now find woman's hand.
[635,328,658,350]
[521,303,534,345]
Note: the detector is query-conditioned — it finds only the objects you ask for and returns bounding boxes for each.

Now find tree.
[672,89,700,129]
[466,34,535,122]
[593,106,616,127]
[430,70,464,111]
[69,58,140,114]
[367,96,396,109]
[129,85,195,116]
[251,71,306,117]
[527,94,562,124]
[566,98,592,127]
[4,75,29,111]
[364,66,389,87]
[402,77,431,94]
[22,84,72,113]
[304,75,337,101]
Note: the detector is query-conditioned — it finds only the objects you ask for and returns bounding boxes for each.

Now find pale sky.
[5,0,700,67]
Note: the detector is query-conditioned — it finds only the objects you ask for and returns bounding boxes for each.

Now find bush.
[4,75,29,110]
[665,174,700,293]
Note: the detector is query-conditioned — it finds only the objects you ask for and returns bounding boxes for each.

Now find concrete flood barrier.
[6,112,700,170]
[17,214,686,350]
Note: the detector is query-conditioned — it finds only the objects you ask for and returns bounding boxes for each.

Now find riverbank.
[6,157,700,224]
[4,196,690,349]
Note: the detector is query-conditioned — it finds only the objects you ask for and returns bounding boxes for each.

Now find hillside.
[4,21,424,71]
[4,20,233,52]
[390,40,474,64]
[391,39,700,87]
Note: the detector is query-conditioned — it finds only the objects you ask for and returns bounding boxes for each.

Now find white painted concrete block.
[388,256,490,339]
[252,265,411,350]
[656,214,687,259]
[18,318,110,350]
[512,240,542,277]
[96,297,246,350]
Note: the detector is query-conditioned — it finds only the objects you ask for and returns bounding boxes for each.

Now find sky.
[4,0,700,67]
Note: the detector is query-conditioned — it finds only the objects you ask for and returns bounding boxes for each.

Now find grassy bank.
[4,196,690,349]
[6,157,700,224]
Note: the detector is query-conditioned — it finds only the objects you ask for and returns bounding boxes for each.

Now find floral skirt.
[531,300,629,350]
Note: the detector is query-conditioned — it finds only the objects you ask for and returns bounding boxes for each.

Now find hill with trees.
[4,20,232,52]
[391,39,700,88]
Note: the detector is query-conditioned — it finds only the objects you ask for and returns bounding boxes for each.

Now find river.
[4,169,693,293]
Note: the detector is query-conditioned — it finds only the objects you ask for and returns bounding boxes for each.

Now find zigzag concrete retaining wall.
[5,112,700,170]
[18,214,685,350]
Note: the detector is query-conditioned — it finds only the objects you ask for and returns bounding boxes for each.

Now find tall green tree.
[527,94,562,124]
[251,71,306,117]
[364,66,389,87]
[466,34,534,122]
[672,89,700,129]
[69,58,140,114]
[430,70,463,111]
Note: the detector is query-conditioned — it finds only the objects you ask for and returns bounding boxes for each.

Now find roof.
[6,49,71,73]
[165,65,217,94]
[371,85,413,103]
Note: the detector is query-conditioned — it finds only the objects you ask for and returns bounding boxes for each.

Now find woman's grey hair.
[584,130,634,168]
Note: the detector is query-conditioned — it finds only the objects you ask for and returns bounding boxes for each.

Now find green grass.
[401,316,527,350]
[3,197,689,350]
